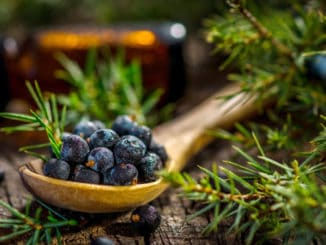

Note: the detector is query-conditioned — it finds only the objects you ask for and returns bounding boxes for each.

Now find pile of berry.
[43,115,168,185]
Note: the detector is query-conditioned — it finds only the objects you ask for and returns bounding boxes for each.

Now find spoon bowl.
[20,160,169,212]
[19,84,258,213]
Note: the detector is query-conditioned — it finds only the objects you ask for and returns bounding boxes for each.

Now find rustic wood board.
[0,35,257,244]
[0,134,245,245]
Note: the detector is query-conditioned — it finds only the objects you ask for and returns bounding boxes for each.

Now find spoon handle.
[18,83,261,213]
[153,83,258,172]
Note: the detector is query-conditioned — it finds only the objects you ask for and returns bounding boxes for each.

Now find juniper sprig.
[0,199,77,244]
[205,0,326,153]
[162,2,326,243]
[160,132,326,244]
[55,49,170,127]
[0,81,66,160]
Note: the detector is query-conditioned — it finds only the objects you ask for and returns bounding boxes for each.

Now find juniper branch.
[228,0,293,58]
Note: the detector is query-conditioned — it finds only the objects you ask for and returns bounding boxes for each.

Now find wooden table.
[0,41,245,244]
[0,131,243,245]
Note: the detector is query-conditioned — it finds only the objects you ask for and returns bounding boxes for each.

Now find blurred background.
[0,0,222,33]
[1,1,321,119]
[0,0,229,115]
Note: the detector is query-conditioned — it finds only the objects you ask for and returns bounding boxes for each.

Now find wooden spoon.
[19,84,258,213]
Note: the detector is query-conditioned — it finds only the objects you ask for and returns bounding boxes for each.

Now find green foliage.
[205,0,326,152]
[0,0,218,31]
[207,0,325,109]
[0,81,66,160]
[160,132,326,244]
[55,50,168,127]
[0,199,77,244]
[162,1,326,243]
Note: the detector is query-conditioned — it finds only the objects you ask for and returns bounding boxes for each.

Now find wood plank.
[0,131,243,244]
[0,154,32,212]
[0,138,244,244]
[0,162,11,218]
[149,190,241,245]
[0,153,31,241]
[0,184,11,218]
[54,191,239,245]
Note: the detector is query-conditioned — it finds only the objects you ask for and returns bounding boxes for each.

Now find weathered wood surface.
[0,133,244,245]
[0,49,246,244]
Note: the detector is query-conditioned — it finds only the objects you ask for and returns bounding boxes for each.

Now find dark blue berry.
[306,54,326,82]
[49,132,73,157]
[92,120,106,130]
[129,125,152,147]
[111,115,136,136]
[73,120,97,139]
[43,158,70,180]
[73,165,100,184]
[113,135,146,165]
[60,135,90,165]
[138,152,162,182]
[86,147,114,173]
[149,140,168,164]
[91,237,115,245]
[103,163,138,185]
[131,205,161,233]
[88,129,119,149]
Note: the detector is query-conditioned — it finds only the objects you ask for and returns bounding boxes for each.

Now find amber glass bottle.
[4,22,187,105]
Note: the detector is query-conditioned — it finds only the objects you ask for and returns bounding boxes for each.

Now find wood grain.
[0,144,245,245]
[18,83,259,213]
[0,83,258,244]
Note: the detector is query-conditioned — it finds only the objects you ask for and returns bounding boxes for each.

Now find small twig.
[227,0,293,58]
[0,200,77,243]
[189,184,266,202]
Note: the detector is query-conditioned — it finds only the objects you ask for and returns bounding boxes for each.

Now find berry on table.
[131,205,161,233]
